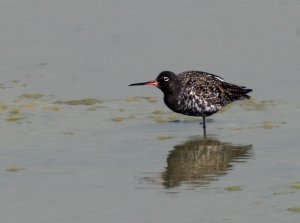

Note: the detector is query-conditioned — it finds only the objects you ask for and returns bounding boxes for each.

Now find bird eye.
[163,77,169,81]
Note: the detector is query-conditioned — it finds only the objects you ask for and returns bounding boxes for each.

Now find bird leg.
[202,116,206,138]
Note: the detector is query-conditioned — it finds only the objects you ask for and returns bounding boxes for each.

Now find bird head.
[129,71,179,94]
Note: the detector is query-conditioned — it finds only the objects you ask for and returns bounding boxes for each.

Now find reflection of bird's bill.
[162,136,253,188]
[129,81,158,86]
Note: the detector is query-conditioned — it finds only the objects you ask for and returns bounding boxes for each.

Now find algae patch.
[126,97,144,103]
[150,113,201,123]
[111,117,125,122]
[144,97,158,103]
[6,166,26,172]
[6,114,25,122]
[292,182,300,189]
[126,96,158,103]
[152,110,166,115]
[9,108,21,115]
[55,98,103,105]
[0,104,9,110]
[152,116,168,123]
[20,102,39,109]
[261,122,279,129]
[287,206,300,213]
[238,98,277,111]
[218,104,233,113]
[157,136,176,140]
[225,185,243,191]
[11,80,21,84]
[42,105,62,111]
[21,93,44,99]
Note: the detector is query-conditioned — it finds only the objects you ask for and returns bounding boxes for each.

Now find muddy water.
[1,1,300,223]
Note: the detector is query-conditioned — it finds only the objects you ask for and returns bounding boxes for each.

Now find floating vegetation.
[86,105,104,111]
[225,185,243,191]
[0,83,6,89]
[150,113,201,123]
[111,117,125,122]
[152,110,166,115]
[42,105,62,111]
[144,97,158,103]
[87,106,97,111]
[9,108,21,114]
[230,128,242,131]
[11,80,21,84]
[287,206,300,213]
[157,136,176,140]
[292,182,300,189]
[218,104,233,113]
[0,104,9,110]
[125,97,144,103]
[261,122,279,129]
[152,116,168,123]
[126,96,158,103]
[55,98,103,106]
[238,98,277,111]
[21,93,44,99]
[6,166,26,172]
[273,191,295,196]
[6,114,25,122]
[20,102,39,109]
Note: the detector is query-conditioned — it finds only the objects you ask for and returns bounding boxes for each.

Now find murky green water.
[1,1,300,222]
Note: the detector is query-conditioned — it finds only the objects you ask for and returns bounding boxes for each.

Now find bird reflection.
[162,136,252,188]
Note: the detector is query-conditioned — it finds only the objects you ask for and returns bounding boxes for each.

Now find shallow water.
[1,1,300,223]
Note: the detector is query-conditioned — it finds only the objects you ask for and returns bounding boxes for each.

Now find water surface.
[0,1,300,223]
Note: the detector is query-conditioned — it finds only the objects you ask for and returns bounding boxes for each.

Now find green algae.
[144,97,158,103]
[6,114,25,122]
[0,83,6,89]
[11,80,21,84]
[111,117,125,122]
[20,102,40,109]
[42,105,62,111]
[6,166,26,172]
[125,97,144,103]
[292,182,300,189]
[86,105,104,111]
[238,98,277,111]
[272,191,295,196]
[21,93,44,99]
[153,116,168,123]
[225,185,243,191]
[261,122,279,129]
[152,110,166,115]
[218,104,233,113]
[230,128,242,131]
[55,98,103,106]
[0,104,9,110]
[287,206,300,213]
[150,113,201,123]
[126,96,158,103]
[9,108,21,114]
[157,136,176,140]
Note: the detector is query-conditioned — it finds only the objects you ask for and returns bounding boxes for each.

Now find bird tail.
[223,83,253,101]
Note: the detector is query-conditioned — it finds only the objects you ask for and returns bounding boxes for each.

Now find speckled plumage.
[129,70,252,133]
[162,70,252,117]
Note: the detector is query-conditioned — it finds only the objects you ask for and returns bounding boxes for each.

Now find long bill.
[129,81,158,86]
